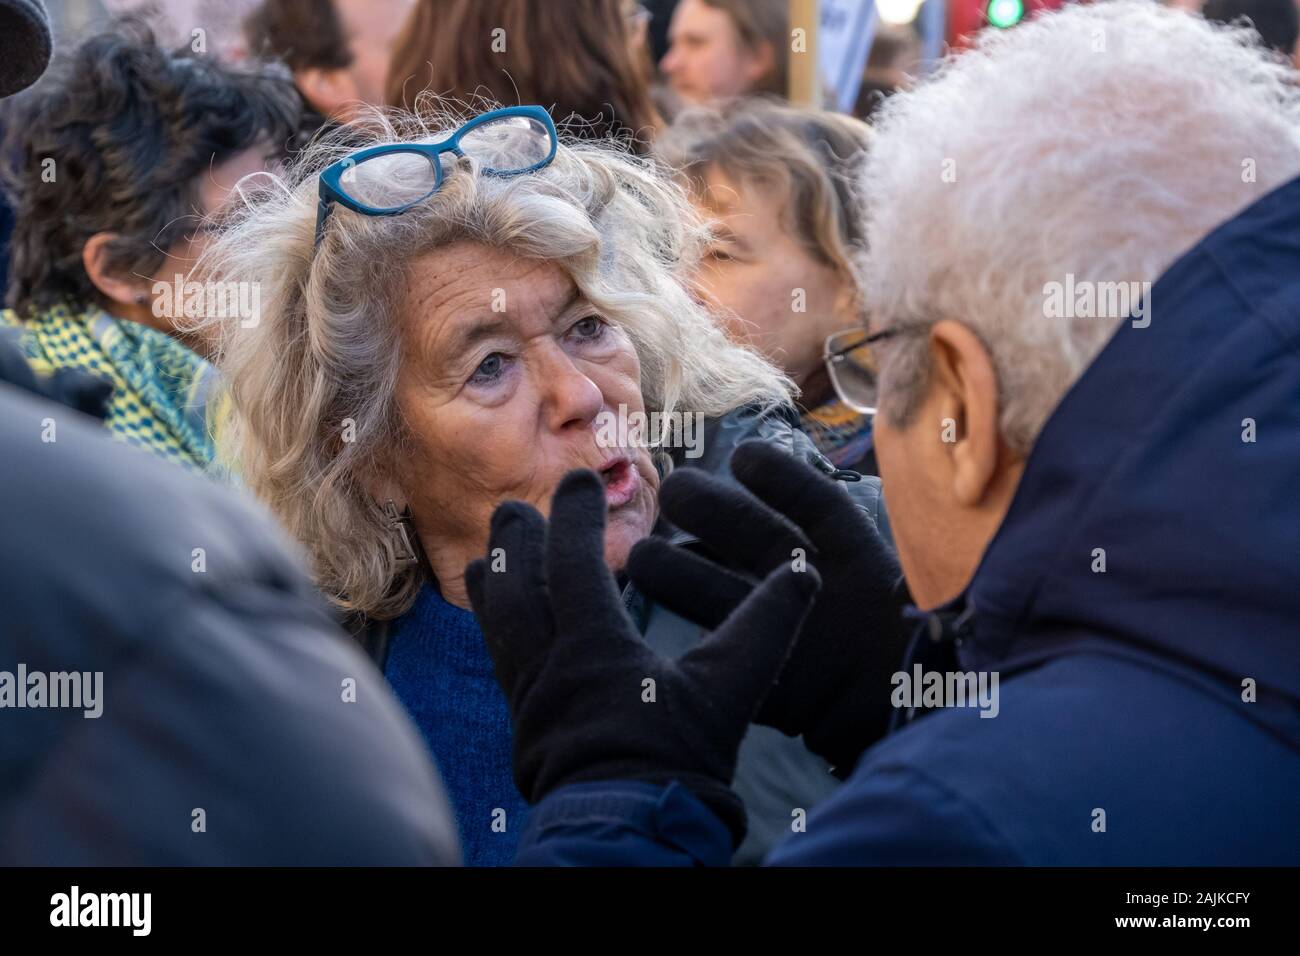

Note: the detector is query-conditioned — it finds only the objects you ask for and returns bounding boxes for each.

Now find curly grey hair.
[195,106,793,619]
[864,0,1300,454]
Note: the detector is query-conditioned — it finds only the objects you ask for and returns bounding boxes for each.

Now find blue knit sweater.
[384,584,528,866]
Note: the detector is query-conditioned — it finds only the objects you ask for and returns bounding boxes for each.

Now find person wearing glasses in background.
[0,20,299,471]
[194,103,887,864]
[658,99,880,476]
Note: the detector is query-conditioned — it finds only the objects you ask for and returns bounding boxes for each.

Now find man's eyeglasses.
[823,325,926,416]
[314,105,559,247]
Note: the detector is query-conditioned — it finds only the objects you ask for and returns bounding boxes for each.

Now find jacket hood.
[967,173,1300,707]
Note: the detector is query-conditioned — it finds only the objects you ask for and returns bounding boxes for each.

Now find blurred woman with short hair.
[658,98,878,474]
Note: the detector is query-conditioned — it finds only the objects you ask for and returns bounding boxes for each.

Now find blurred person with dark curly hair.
[0,19,299,471]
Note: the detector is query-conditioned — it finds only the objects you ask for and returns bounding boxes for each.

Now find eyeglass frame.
[314,105,559,247]
[823,324,929,416]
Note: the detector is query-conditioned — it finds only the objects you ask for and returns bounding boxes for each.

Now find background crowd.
[0,0,1298,868]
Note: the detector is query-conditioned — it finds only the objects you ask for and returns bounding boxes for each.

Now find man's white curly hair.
[865,0,1300,454]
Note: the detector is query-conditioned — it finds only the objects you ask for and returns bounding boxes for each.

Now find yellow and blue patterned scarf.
[0,303,218,472]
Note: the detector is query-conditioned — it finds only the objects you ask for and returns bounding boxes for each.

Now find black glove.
[627,440,913,774]
[464,470,821,847]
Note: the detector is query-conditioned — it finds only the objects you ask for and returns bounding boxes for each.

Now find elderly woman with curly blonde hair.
[197,105,886,865]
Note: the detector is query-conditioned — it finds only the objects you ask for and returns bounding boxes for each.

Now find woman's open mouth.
[598,455,640,509]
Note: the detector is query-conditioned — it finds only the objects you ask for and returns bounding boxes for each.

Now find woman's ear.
[926,319,1004,508]
[82,232,151,311]
[743,40,777,90]
[831,279,859,329]
[366,470,409,514]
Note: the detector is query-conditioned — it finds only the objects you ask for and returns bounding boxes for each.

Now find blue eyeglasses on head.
[314,105,559,247]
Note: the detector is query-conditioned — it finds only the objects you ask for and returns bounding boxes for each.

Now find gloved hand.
[464,470,822,847]
[627,440,913,775]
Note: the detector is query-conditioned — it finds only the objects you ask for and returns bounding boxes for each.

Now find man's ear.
[927,319,1003,508]
[295,66,360,121]
[82,232,150,309]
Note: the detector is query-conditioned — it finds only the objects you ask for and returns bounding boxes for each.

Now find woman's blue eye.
[470,352,507,383]
[571,315,605,339]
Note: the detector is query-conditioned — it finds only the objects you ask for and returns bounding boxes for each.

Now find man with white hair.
[466,0,1300,865]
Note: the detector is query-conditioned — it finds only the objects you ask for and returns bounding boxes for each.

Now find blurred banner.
[815,0,946,112]
[820,0,879,112]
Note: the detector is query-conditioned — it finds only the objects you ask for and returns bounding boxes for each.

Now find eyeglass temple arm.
[828,327,902,359]
[314,197,333,249]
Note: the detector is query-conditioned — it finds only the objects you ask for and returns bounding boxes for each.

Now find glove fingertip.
[549,469,609,545]
[784,563,823,599]
[555,467,605,502]
[743,564,821,632]
[656,466,724,514]
[626,535,673,573]
[490,498,545,536]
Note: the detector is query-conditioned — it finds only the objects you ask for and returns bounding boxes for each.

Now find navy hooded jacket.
[512,172,1300,866]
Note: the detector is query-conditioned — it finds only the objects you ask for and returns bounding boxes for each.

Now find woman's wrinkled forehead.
[399,243,583,363]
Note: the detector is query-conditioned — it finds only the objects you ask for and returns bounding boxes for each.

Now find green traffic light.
[988,0,1025,28]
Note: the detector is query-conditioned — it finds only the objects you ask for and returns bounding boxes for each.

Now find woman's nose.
[538,347,605,433]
